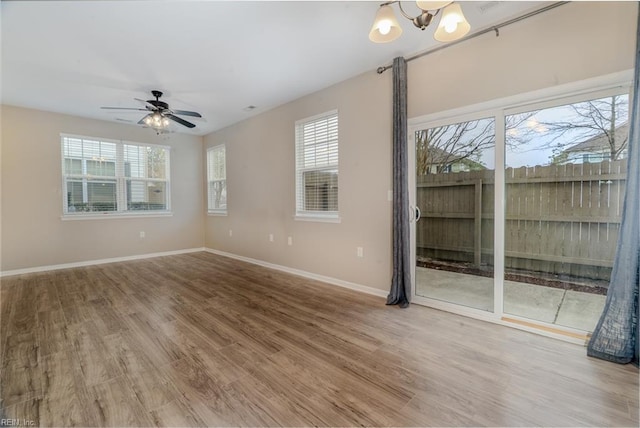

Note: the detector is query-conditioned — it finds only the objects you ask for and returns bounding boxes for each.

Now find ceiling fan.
[101,90,202,130]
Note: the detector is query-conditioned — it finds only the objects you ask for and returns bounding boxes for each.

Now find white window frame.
[61,134,171,219]
[207,144,227,215]
[294,109,340,222]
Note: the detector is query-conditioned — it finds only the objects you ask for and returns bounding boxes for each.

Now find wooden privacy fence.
[416,160,627,281]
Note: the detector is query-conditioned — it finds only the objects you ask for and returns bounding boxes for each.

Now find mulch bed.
[416,258,608,296]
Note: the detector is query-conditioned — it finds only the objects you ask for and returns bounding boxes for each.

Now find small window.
[207,145,227,214]
[61,135,170,217]
[295,110,339,220]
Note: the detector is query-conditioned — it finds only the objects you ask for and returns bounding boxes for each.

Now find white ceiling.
[1,1,543,136]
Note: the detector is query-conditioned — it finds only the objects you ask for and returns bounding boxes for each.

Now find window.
[61,134,170,217]
[207,145,227,214]
[295,110,339,220]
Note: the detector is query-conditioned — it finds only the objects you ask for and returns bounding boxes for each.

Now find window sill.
[61,211,173,221]
[207,211,228,217]
[294,214,341,224]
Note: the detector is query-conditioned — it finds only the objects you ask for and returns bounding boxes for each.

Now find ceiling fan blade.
[101,107,148,111]
[138,114,152,125]
[167,114,196,128]
[172,109,202,118]
[134,98,156,109]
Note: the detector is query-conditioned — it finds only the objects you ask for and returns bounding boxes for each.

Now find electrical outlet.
[139,231,145,238]
[229,229,233,237]
[269,234,274,242]
[357,247,364,258]
[287,236,293,246]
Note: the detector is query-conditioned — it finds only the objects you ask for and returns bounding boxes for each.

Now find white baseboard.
[0,247,207,278]
[204,247,389,299]
[2,247,389,301]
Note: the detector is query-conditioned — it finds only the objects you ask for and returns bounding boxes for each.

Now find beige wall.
[408,1,637,116]
[1,105,205,271]
[204,1,637,292]
[204,70,394,289]
[1,2,635,282]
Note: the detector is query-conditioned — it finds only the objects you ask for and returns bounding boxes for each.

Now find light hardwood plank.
[0,251,637,427]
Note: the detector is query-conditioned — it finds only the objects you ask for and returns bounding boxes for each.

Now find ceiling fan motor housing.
[149,90,168,110]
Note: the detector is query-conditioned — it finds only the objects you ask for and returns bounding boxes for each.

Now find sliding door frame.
[408,70,633,343]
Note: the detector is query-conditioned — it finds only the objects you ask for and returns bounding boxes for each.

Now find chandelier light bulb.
[369,5,402,43]
[378,20,392,35]
[444,20,458,33]
[433,3,470,42]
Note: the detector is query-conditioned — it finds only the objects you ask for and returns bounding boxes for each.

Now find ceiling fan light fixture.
[101,90,201,132]
[433,2,470,42]
[369,4,403,43]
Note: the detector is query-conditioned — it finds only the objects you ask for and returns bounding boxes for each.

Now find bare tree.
[416,119,493,175]
[546,95,629,163]
[504,95,629,164]
[416,113,536,175]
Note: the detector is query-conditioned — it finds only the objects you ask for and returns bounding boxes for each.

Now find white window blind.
[207,145,227,213]
[61,134,170,216]
[295,110,339,218]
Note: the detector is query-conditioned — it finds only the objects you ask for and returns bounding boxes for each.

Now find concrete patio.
[416,267,606,332]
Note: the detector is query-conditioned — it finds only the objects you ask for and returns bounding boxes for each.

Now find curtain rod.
[376,1,570,74]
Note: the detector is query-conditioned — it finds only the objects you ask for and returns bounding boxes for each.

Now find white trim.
[295,110,340,217]
[60,132,171,151]
[294,214,341,223]
[294,109,339,127]
[206,144,227,213]
[493,112,505,317]
[0,247,206,278]
[412,294,501,323]
[61,134,172,217]
[61,212,173,221]
[207,211,228,217]
[204,247,388,299]
[411,295,587,346]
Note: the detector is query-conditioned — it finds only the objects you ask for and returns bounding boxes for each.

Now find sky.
[433,93,630,170]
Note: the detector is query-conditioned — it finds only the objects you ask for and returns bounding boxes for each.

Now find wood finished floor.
[1,252,638,427]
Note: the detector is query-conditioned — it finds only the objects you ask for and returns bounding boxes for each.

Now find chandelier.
[369,1,470,43]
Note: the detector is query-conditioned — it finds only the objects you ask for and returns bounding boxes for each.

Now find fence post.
[474,179,483,267]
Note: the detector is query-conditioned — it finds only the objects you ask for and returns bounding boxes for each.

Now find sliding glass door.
[413,116,495,312]
[410,83,630,335]
[503,93,629,331]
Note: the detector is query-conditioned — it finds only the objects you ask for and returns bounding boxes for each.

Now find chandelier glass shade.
[369,1,470,44]
[144,112,170,130]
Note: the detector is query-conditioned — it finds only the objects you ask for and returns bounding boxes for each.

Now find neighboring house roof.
[562,122,629,154]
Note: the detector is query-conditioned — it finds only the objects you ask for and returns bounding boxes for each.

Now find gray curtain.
[587,8,640,365]
[387,57,411,308]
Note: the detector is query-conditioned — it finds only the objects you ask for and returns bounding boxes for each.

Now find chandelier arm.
[396,1,415,21]
[396,1,441,21]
